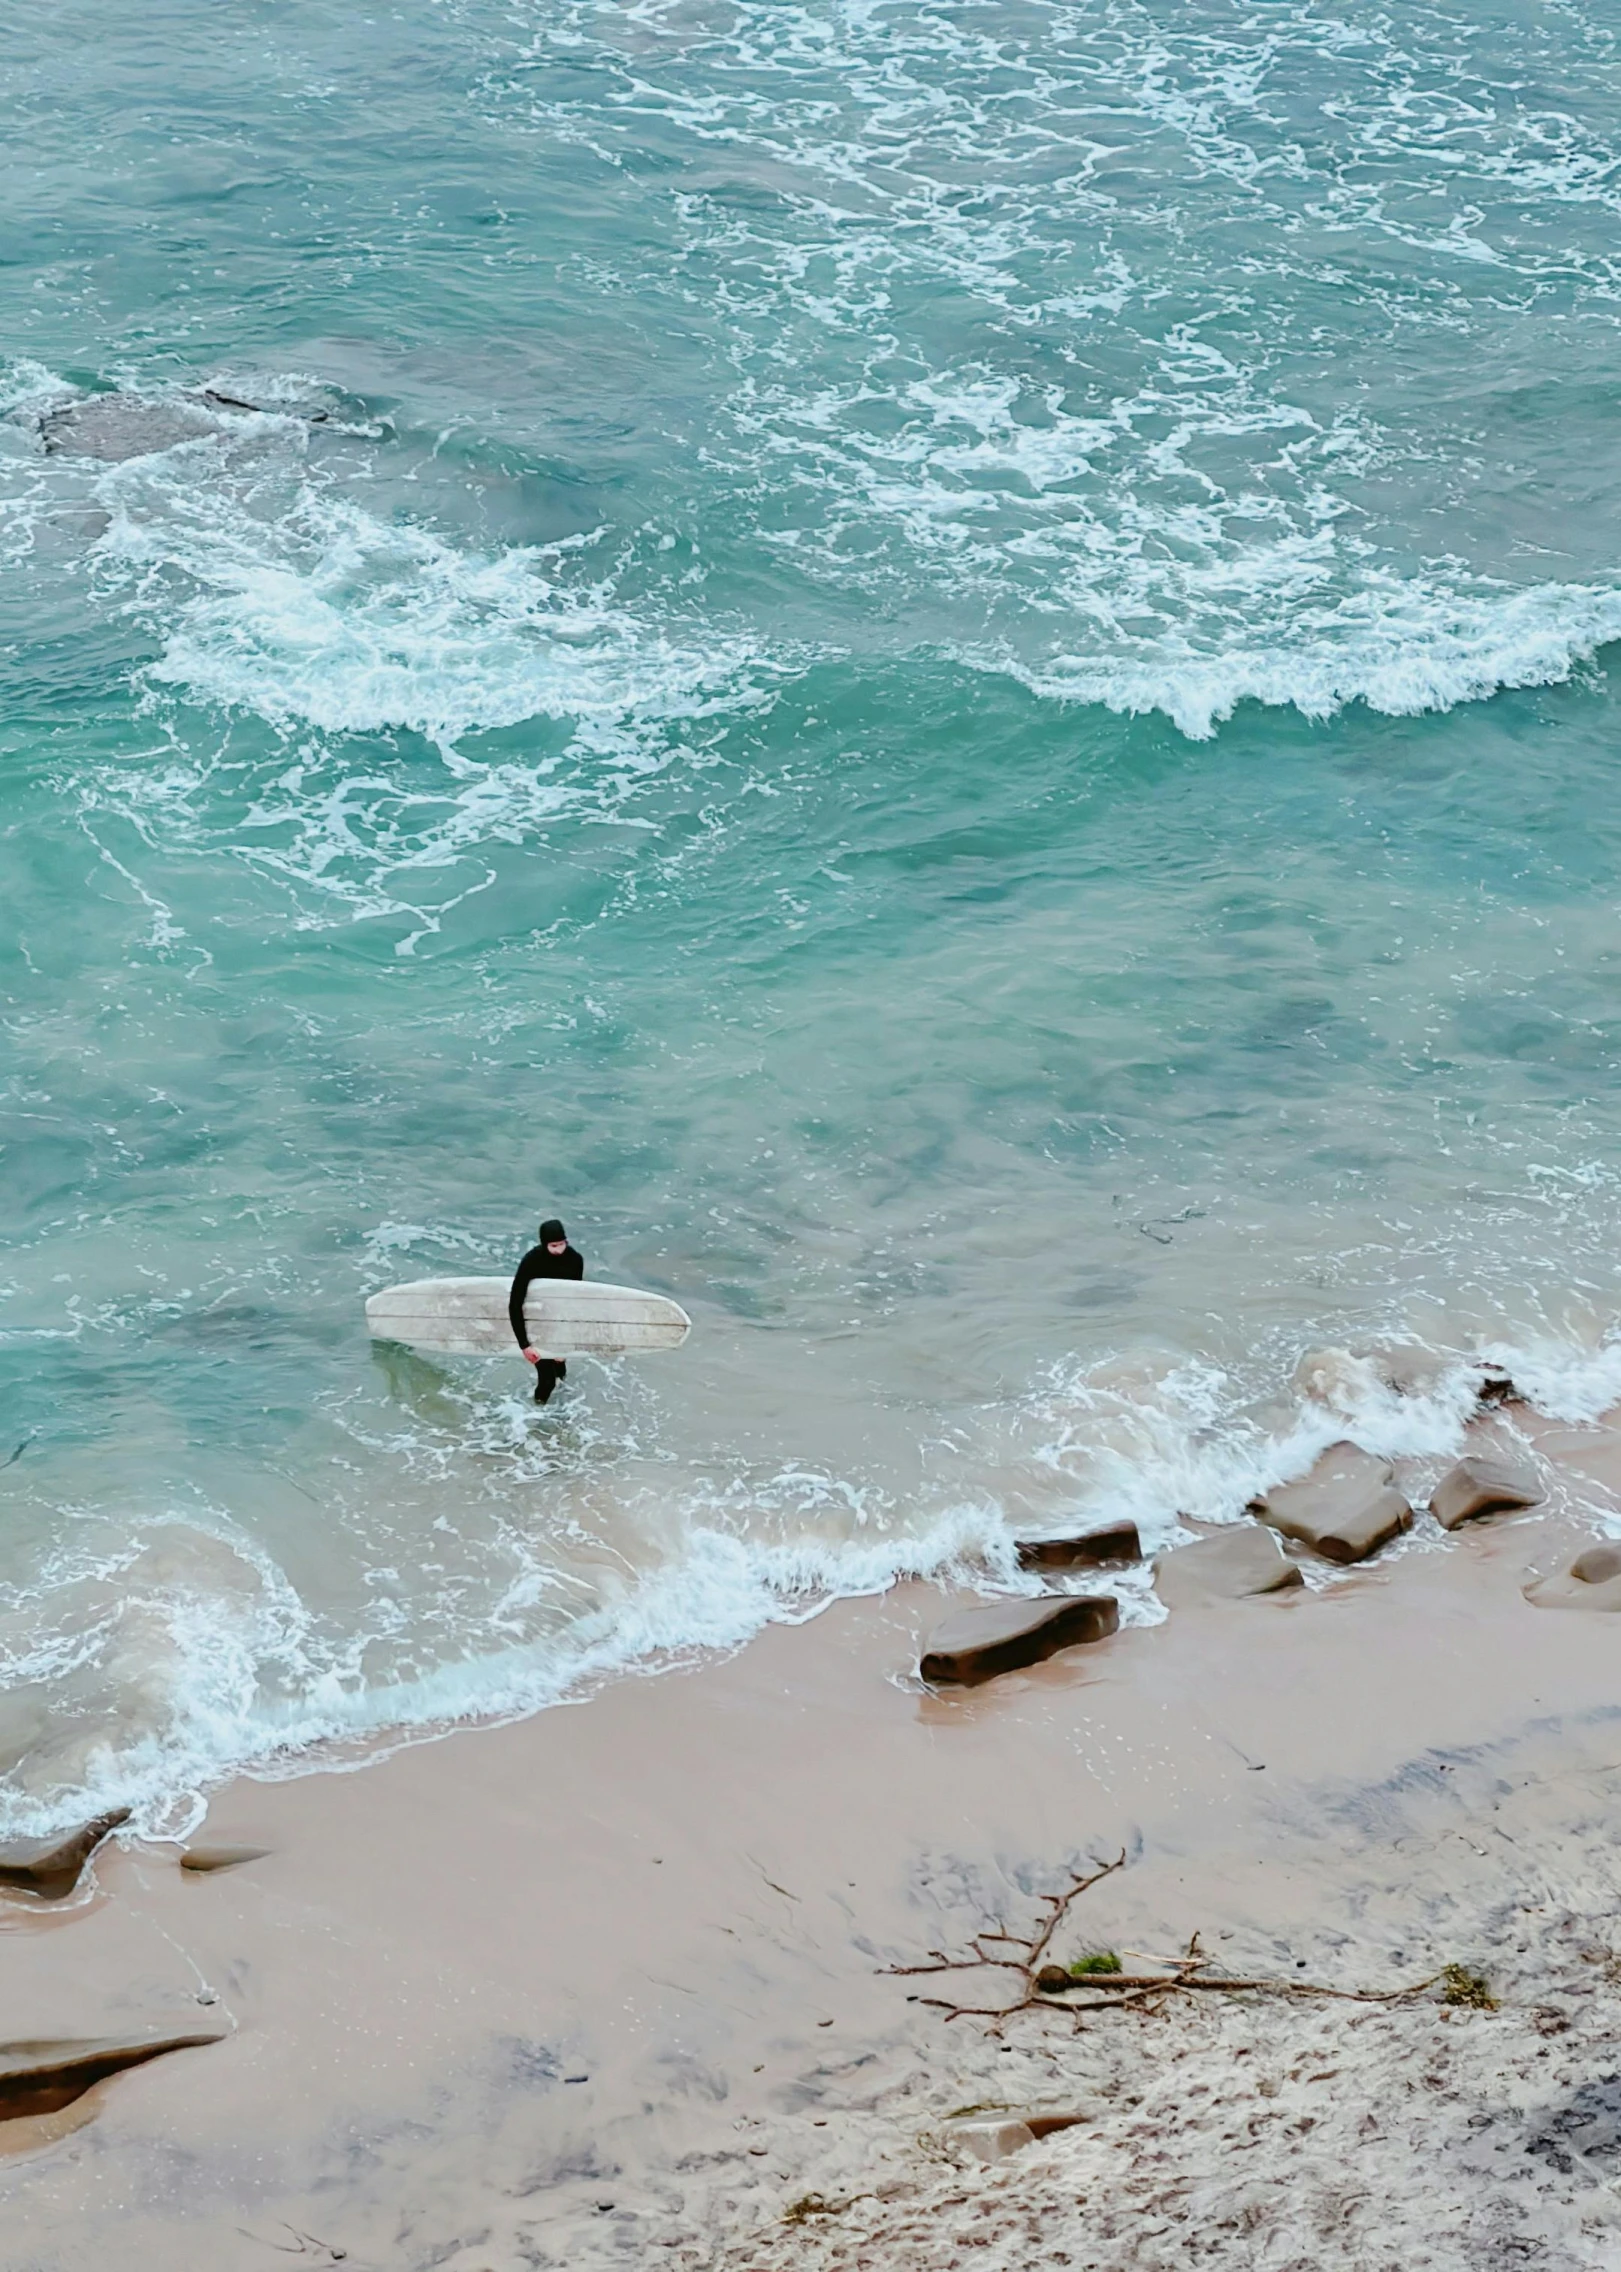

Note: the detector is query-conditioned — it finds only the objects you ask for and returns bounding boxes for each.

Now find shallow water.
[5,0,1621,1835]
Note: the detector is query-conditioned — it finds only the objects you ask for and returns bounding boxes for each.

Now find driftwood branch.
[1044,1973,1440,2002]
[883,1852,1440,2032]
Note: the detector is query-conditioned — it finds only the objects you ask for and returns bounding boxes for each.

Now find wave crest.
[964,576,1621,740]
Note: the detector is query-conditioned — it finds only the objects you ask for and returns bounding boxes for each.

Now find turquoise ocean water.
[6,0,1621,1836]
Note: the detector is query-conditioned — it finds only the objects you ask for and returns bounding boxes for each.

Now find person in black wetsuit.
[509,1217,585,1404]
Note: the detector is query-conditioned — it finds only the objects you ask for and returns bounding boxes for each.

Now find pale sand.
[6,1412,1621,2268]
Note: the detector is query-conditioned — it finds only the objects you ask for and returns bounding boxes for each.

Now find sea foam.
[89,423,768,751]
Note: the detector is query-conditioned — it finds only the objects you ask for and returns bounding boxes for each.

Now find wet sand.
[8,1414,1621,2269]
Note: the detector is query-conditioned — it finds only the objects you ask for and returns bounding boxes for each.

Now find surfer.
[509,1218,585,1404]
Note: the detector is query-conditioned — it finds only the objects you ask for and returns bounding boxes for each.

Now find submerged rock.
[180,1844,269,1875]
[1526,1544,1621,1611]
[920,1596,1118,1686]
[26,387,330,463]
[36,394,227,461]
[1430,1453,1543,1530]
[1015,1522,1141,1571]
[0,1809,131,1901]
[1155,1524,1304,1607]
[1256,1444,1413,1565]
[0,2030,224,2121]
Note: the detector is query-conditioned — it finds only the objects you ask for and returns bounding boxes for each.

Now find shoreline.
[6,1333,1610,1855]
[6,1332,1621,1856]
[8,1403,1621,2265]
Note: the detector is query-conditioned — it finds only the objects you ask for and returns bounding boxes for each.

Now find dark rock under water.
[36,394,229,461]
[31,387,329,462]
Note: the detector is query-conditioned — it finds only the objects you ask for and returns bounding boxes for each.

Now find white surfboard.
[365,1277,691,1358]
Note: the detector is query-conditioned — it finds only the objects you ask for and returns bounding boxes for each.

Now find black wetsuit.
[509,1238,584,1403]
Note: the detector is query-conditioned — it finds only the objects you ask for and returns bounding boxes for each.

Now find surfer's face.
[546,1240,566,1254]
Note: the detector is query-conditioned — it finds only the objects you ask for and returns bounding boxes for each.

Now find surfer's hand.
[521,1346,540,1364]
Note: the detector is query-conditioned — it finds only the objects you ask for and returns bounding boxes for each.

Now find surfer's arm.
[508,1254,539,1356]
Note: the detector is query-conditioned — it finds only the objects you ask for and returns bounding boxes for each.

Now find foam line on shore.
[4,1325,1619,1850]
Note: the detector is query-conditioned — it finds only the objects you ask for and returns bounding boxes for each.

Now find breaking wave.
[965,576,1621,741]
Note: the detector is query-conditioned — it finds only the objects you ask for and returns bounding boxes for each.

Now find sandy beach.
[5,1402,1621,2269]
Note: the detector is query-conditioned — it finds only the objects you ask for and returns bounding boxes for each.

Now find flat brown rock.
[920,1596,1118,1686]
[0,2031,224,2121]
[0,1808,131,1901]
[180,1844,270,1875]
[1526,1543,1621,1612]
[1429,1454,1543,1531]
[1256,1444,1413,1565]
[1155,1525,1305,1607]
[1015,1522,1141,1571]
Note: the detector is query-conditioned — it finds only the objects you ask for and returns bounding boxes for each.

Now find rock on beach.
[1256,1444,1413,1565]
[1525,1544,1621,1612]
[1015,1522,1141,1571]
[920,1596,1118,1686]
[0,1809,131,1901]
[945,2112,1088,2162]
[180,1844,270,1874]
[0,2031,225,2122]
[1429,1453,1543,1530]
[1155,1524,1305,1607]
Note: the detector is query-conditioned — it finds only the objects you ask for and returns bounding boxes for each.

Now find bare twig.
[883,1854,1128,2032]
[884,1853,1441,2032]
[236,2228,347,2263]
